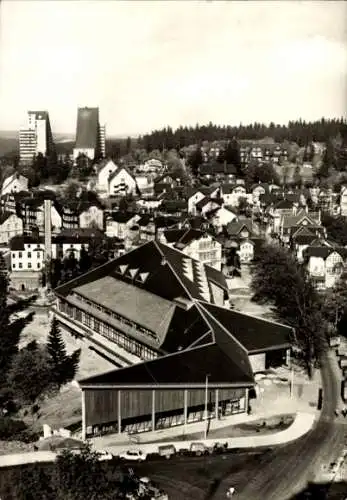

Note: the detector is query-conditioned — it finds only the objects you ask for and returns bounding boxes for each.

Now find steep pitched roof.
[281,209,320,229]
[0,211,13,225]
[107,211,138,224]
[108,165,135,183]
[226,219,254,236]
[304,246,347,260]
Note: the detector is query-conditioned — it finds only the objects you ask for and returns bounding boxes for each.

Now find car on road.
[119,449,147,462]
[96,450,113,461]
[188,442,213,457]
[158,444,176,459]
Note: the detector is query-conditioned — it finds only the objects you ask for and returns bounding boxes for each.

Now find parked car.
[213,442,229,454]
[158,444,176,459]
[119,449,147,462]
[97,450,113,461]
[189,442,212,457]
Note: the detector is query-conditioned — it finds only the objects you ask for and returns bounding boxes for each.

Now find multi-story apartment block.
[19,111,55,164]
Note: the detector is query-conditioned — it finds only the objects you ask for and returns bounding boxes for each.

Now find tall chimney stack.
[44,199,52,289]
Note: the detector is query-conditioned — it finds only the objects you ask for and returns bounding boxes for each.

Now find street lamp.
[204,374,210,440]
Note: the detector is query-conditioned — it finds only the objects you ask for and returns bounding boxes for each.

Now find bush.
[0,416,28,440]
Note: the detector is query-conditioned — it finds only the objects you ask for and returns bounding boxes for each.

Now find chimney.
[44,199,52,289]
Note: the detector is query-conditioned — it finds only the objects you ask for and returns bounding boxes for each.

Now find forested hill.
[140,118,347,151]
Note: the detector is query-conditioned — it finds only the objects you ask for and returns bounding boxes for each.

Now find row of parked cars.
[118,441,230,462]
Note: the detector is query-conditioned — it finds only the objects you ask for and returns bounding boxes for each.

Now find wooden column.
[184,389,188,425]
[152,390,156,431]
[81,390,86,441]
[118,390,121,435]
[215,389,219,419]
[245,388,249,413]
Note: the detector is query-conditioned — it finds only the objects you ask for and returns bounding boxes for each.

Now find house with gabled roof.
[290,226,333,262]
[108,165,138,197]
[303,245,347,290]
[53,240,293,438]
[226,218,263,263]
[105,211,140,240]
[188,186,221,215]
[0,211,23,244]
[161,228,223,270]
[95,158,119,192]
[279,208,322,245]
[1,173,28,197]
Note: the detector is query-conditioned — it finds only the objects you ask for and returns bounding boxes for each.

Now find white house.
[105,212,140,239]
[188,187,220,215]
[162,228,223,271]
[96,159,119,192]
[108,166,138,196]
[221,185,252,207]
[0,212,23,245]
[135,175,154,196]
[209,206,237,232]
[305,247,347,290]
[9,235,45,291]
[79,204,104,230]
[1,174,29,196]
[35,202,62,234]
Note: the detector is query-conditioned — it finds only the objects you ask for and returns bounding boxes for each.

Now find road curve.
[212,350,346,500]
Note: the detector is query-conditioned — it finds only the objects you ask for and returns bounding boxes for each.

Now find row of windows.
[12,262,41,269]
[59,300,157,361]
[73,292,158,341]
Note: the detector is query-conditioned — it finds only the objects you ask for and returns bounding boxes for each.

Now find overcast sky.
[0,1,346,136]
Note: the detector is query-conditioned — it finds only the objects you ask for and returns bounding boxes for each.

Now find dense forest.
[139,118,347,152]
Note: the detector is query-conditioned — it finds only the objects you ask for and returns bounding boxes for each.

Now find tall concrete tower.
[44,199,52,289]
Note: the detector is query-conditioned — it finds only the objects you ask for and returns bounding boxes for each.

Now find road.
[130,351,347,500]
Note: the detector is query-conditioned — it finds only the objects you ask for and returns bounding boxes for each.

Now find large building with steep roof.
[53,241,293,438]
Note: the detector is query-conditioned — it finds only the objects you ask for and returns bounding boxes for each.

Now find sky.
[0,0,347,136]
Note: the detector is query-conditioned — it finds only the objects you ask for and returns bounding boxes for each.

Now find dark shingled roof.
[75,107,99,149]
[200,302,292,353]
[164,228,206,246]
[0,211,12,225]
[10,235,43,251]
[79,343,254,387]
[107,211,138,224]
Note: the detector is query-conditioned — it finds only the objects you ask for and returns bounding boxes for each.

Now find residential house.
[95,159,119,192]
[134,174,154,197]
[136,197,162,212]
[181,216,209,231]
[137,158,163,173]
[304,246,347,290]
[208,206,238,233]
[0,212,23,245]
[279,208,323,245]
[108,165,138,197]
[290,226,333,262]
[226,218,263,264]
[153,174,180,197]
[199,162,237,181]
[251,183,269,204]
[159,199,188,217]
[188,186,220,215]
[52,228,102,260]
[0,191,30,214]
[162,228,223,270]
[1,173,29,196]
[79,204,104,230]
[249,147,263,163]
[221,184,252,208]
[105,212,140,240]
[18,196,62,235]
[138,215,181,242]
[61,201,104,231]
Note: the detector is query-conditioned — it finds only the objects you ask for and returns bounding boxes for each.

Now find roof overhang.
[248,343,292,355]
[79,381,254,390]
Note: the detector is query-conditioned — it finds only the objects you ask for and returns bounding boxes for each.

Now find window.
[27,252,31,258]
[18,252,22,258]
[12,263,15,268]
[28,263,32,269]
[19,263,22,269]
[37,252,40,258]
[12,253,15,258]
[27,244,31,248]
[37,263,41,268]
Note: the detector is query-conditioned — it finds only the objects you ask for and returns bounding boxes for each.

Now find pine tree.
[47,317,68,367]
[46,317,81,388]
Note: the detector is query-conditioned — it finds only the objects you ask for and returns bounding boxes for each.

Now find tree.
[46,317,81,389]
[245,162,280,187]
[237,196,252,216]
[322,270,347,333]
[8,343,53,411]
[126,136,132,154]
[251,244,327,374]
[316,140,335,179]
[188,145,203,177]
[79,245,91,274]
[321,214,347,246]
[10,444,122,500]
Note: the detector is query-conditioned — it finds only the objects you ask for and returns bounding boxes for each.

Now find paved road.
[131,351,347,500]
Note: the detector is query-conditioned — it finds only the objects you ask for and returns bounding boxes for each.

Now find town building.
[161,228,223,270]
[303,246,347,290]
[95,159,119,192]
[0,212,23,245]
[19,110,55,164]
[73,107,105,161]
[52,240,293,438]
[108,166,138,197]
[1,174,29,197]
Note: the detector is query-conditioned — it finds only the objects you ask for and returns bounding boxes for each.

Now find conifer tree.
[47,317,68,369]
